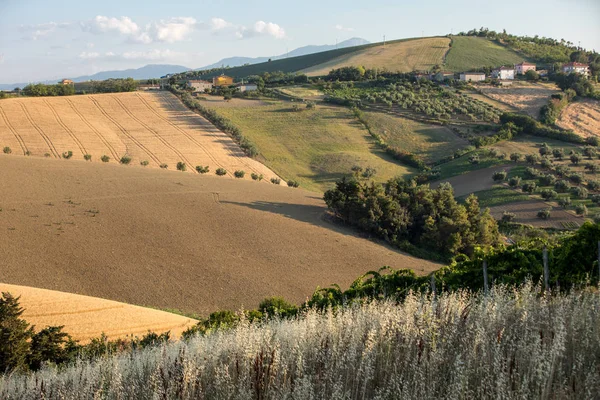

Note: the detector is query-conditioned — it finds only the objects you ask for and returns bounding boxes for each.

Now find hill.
[445,36,528,71]
[0,154,439,314]
[0,92,277,180]
[0,283,197,343]
[199,38,370,70]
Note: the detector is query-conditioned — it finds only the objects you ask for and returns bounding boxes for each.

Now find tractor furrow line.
[0,104,28,154]
[19,103,59,158]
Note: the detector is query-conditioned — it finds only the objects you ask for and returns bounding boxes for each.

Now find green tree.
[0,293,33,373]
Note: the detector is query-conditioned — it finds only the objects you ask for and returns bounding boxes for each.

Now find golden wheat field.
[0,283,198,343]
[556,99,600,139]
[0,155,439,315]
[479,82,560,118]
[0,92,278,181]
[299,37,450,76]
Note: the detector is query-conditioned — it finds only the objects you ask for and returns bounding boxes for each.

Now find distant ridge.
[0,64,190,91]
[199,38,370,70]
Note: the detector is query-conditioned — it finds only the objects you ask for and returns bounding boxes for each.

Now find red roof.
[563,62,589,67]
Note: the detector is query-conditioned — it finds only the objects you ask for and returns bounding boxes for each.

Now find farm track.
[19,103,59,158]
[90,96,162,165]
[44,99,87,156]
[65,98,121,160]
[0,104,28,154]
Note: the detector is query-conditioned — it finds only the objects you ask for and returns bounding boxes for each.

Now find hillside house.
[515,62,536,75]
[60,79,74,85]
[562,62,589,76]
[433,71,455,82]
[187,80,213,92]
[138,84,161,90]
[213,75,234,87]
[492,66,515,80]
[414,72,431,80]
[459,72,486,82]
[236,83,258,93]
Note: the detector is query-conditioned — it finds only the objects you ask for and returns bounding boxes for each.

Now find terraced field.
[299,37,450,76]
[0,92,279,181]
[0,283,198,343]
[0,155,439,315]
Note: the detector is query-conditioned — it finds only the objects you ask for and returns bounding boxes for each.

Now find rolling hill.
[445,36,529,71]
[0,151,439,315]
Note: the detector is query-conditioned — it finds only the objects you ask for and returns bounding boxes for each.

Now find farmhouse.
[492,66,515,80]
[562,62,589,76]
[459,72,486,82]
[187,80,213,92]
[138,84,161,90]
[433,71,455,82]
[60,79,74,85]
[236,83,258,93]
[213,75,234,87]
[515,62,536,75]
[414,72,431,80]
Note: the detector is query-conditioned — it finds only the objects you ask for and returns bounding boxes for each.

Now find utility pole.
[383,35,386,47]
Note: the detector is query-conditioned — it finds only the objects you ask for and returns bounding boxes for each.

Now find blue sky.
[0,0,598,83]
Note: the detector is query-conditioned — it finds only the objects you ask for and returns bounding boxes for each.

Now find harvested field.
[0,156,439,315]
[0,92,278,181]
[479,83,560,117]
[488,200,582,229]
[490,134,581,156]
[556,99,600,139]
[0,283,197,343]
[431,165,511,197]
[299,37,450,77]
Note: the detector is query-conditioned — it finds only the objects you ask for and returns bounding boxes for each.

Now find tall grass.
[2,284,598,399]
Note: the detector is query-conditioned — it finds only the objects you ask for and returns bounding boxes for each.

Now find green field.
[446,37,529,71]
[467,186,530,208]
[201,98,415,192]
[490,135,581,156]
[361,111,468,162]
[435,151,506,181]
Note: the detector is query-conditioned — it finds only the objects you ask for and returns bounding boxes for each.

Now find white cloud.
[0,54,4,64]
[20,22,70,40]
[210,17,233,31]
[335,24,354,32]
[235,21,286,39]
[78,49,182,61]
[83,15,196,44]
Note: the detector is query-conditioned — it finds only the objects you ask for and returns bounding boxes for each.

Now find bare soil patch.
[556,99,600,139]
[488,200,582,229]
[431,165,512,198]
[0,283,197,343]
[0,156,439,315]
[479,83,560,118]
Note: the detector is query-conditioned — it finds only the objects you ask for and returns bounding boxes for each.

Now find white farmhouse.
[236,83,258,93]
[562,62,589,76]
[492,66,515,80]
[515,62,536,75]
[459,72,486,82]
[187,80,213,92]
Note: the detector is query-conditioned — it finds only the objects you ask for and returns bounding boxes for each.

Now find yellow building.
[60,79,74,85]
[212,75,234,87]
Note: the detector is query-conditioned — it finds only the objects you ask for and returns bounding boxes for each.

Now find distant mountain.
[199,38,370,70]
[0,64,190,91]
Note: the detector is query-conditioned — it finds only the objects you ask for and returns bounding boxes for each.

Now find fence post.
[597,241,600,285]
[543,247,549,292]
[483,260,489,296]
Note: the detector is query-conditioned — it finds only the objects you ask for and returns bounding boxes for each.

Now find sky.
[0,0,599,84]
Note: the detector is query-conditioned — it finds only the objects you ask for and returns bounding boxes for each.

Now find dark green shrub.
[569,173,584,184]
[234,170,245,178]
[216,168,227,176]
[570,153,581,165]
[120,156,132,165]
[140,160,149,167]
[100,155,110,163]
[540,158,553,170]
[575,204,588,216]
[251,173,263,181]
[587,180,600,191]
[501,211,516,223]
[176,162,187,172]
[160,163,168,169]
[538,143,551,156]
[524,167,540,179]
[509,153,522,163]
[572,186,589,199]
[552,148,564,160]
[62,151,73,159]
[195,165,209,173]
[525,154,540,165]
[83,154,92,161]
[554,165,570,177]
[492,170,507,182]
[271,177,281,185]
[508,176,521,188]
[537,208,551,219]
[522,182,537,194]
[583,146,597,159]
[287,180,300,188]
[584,163,599,173]
[539,174,556,186]
[558,196,571,208]
[554,180,570,193]
[540,189,558,200]
[3,147,12,154]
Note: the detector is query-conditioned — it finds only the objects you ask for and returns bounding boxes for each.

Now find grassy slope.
[467,186,530,208]
[195,38,418,79]
[446,36,529,71]
[299,37,451,76]
[490,134,581,156]
[361,111,468,162]
[200,98,415,192]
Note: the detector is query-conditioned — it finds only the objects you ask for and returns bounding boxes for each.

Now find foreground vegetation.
[2,284,598,399]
